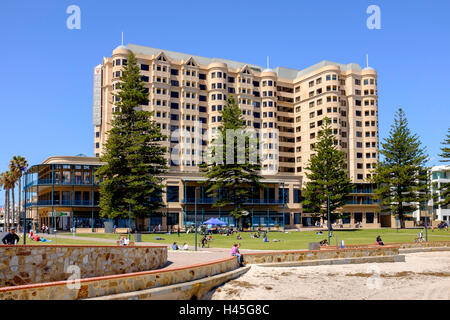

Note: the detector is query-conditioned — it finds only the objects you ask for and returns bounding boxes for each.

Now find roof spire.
[121,31,124,46]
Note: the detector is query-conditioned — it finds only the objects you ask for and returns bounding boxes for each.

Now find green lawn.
[62,228,450,250]
[15,235,113,246]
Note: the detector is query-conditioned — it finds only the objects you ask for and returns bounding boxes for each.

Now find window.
[293,189,301,203]
[366,212,374,223]
[141,76,149,82]
[166,186,179,202]
[141,64,149,71]
[279,188,289,203]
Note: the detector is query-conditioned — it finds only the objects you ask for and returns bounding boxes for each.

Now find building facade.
[24,156,103,231]
[93,44,381,230]
[413,165,450,224]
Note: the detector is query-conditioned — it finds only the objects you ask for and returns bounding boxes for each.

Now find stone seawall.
[0,245,167,287]
[345,241,450,249]
[0,257,238,300]
[242,246,399,265]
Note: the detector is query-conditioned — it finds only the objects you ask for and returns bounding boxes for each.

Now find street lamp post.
[327,193,331,244]
[22,167,27,244]
[195,186,198,251]
[128,202,131,241]
[424,173,430,242]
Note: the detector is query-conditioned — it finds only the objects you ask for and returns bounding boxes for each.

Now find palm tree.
[0,171,15,230]
[0,173,6,230]
[10,156,28,227]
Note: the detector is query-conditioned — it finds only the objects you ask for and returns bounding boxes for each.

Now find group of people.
[119,236,130,246]
[40,225,50,234]
[171,242,189,250]
[28,229,51,242]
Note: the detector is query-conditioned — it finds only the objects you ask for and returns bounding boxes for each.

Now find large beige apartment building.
[93,43,381,230]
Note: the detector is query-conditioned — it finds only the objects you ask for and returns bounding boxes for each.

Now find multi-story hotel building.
[93,43,381,230]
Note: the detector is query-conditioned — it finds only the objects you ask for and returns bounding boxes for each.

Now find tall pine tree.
[302,117,353,223]
[437,127,450,207]
[371,108,429,228]
[96,52,167,229]
[201,95,262,227]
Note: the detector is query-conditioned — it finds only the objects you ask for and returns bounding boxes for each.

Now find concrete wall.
[88,266,251,300]
[242,246,399,265]
[0,257,238,300]
[0,245,167,287]
[345,241,450,249]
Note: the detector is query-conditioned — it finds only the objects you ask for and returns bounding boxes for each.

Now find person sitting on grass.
[237,233,242,240]
[182,242,189,250]
[171,242,179,250]
[263,234,269,242]
[376,235,384,245]
[319,239,328,246]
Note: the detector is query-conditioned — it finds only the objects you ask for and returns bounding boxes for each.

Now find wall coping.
[0,256,235,293]
[0,244,167,249]
[345,241,450,247]
[241,245,399,256]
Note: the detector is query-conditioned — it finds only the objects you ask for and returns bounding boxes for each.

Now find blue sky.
[0,0,449,204]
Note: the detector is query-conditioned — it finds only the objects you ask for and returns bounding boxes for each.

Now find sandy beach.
[207,251,450,300]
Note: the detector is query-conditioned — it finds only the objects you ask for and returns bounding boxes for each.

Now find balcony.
[183,198,285,205]
[25,178,99,188]
[26,200,98,207]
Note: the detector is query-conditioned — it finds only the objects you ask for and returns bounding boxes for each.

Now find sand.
[207,251,450,300]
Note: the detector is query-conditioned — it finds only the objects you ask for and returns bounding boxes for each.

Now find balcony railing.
[26,200,98,207]
[25,178,99,188]
[183,198,285,205]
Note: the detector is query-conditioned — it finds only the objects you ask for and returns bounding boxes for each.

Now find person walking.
[2,227,20,245]
[201,235,208,248]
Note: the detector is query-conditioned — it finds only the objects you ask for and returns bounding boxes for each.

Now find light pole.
[327,193,331,244]
[128,201,132,241]
[195,186,198,251]
[22,166,26,244]
[424,172,430,242]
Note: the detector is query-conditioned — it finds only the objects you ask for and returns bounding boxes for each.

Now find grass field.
[62,228,450,250]
[15,235,112,246]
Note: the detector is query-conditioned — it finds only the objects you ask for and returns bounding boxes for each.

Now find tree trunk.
[5,189,9,230]
[11,186,15,228]
[18,176,22,229]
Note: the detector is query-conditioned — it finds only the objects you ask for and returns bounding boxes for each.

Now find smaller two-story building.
[24,156,104,232]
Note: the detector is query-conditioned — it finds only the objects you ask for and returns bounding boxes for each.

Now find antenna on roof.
[366,54,369,68]
[121,31,124,46]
